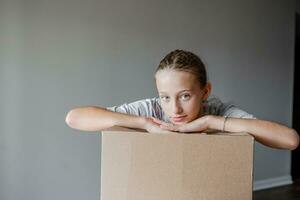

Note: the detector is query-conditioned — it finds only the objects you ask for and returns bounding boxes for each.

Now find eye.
[181,94,191,101]
[160,96,170,102]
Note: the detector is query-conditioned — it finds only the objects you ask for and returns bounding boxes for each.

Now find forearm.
[65,106,146,131]
[209,116,300,150]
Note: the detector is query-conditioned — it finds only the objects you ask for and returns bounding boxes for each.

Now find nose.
[172,99,183,114]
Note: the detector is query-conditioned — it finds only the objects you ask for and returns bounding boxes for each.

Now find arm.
[209,116,300,150]
[65,106,174,134]
[65,106,147,131]
[156,115,300,150]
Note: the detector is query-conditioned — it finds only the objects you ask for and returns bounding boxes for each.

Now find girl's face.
[155,69,211,125]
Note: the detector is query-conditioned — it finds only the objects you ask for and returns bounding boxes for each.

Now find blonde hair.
[155,49,208,88]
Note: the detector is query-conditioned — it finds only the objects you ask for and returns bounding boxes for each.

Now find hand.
[143,117,177,134]
[153,115,213,133]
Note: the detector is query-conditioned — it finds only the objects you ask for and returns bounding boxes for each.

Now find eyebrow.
[159,89,192,94]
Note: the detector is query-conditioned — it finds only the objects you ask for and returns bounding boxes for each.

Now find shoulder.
[202,95,226,115]
[106,97,163,118]
[203,95,256,119]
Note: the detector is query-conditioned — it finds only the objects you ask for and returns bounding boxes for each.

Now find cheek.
[160,102,170,114]
[184,99,201,115]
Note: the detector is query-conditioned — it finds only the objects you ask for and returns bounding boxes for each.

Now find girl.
[65,49,299,150]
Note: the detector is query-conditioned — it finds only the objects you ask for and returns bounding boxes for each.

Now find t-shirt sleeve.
[204,96,257,120]
[105,98,160,118]
[222,105,257,119]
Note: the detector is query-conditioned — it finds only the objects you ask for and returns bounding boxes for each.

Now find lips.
[172,115,187,122]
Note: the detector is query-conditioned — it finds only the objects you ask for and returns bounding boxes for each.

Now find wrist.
[112,113,148,130]
[207,115,225,131]
[136,116,148,130]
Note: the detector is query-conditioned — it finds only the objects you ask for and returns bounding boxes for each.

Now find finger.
[158,127,180,134]
[159,124,172,130]
[160,124,179,132]
[178,123,205,133]
[161,123,195,133]
[169,123,197,133]
[177,124,189,132]
[151,117,163,124]
[153,118,173,127]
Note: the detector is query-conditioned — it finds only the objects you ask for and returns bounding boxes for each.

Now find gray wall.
[0,0,296,199]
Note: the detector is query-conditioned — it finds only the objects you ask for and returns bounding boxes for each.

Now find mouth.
[172,115,187,123]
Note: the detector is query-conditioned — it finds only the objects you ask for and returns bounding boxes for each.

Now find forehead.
[155,69,199,93]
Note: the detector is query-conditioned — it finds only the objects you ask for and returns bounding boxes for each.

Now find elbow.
[286,129,300,151]
[65,106,105,131]
[65,109,80,129]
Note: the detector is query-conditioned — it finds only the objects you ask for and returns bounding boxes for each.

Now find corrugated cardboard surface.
[101,127,254,200]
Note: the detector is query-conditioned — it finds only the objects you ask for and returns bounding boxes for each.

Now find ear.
[202,82,212,100]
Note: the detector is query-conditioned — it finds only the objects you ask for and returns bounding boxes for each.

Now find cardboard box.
[101,126,254,200]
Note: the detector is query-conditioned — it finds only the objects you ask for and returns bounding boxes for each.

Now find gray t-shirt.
[106,95,256,123]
